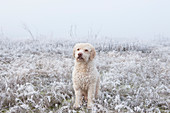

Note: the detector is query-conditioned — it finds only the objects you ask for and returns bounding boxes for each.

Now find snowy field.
[0,38,170,113]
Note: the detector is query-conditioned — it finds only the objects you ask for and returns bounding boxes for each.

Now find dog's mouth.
[77,56,84,61]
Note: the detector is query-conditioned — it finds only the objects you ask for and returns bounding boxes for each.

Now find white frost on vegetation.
[0,38,170,113]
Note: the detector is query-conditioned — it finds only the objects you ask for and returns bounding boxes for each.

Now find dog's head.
[73,43,96,62]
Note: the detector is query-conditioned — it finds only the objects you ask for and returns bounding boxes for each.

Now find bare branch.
[22,23,35,40]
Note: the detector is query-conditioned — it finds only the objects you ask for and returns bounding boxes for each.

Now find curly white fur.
[72,43,100,109]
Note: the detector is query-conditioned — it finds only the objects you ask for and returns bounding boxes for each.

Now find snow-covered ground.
[0,38,170,113]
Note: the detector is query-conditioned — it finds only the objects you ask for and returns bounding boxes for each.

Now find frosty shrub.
[0,38,169,113]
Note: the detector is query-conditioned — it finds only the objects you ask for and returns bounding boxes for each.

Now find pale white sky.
[0,0,170,39]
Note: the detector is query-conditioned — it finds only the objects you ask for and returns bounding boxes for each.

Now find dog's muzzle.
[77,53,84,60]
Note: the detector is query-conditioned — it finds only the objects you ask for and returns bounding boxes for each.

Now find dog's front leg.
[73,89,82,109]
[87,84,95,109]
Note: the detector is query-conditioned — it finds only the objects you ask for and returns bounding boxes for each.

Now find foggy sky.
[0,0,170,40]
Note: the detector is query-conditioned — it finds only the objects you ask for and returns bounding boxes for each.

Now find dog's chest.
[78,74,90,89]
[73,71,95,90]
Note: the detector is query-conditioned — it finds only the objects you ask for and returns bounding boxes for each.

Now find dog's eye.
[77,48,80,51]
[85,49,88,52]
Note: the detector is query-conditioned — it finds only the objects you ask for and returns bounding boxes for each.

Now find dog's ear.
[73,44,78,58]
[90,47,96,60]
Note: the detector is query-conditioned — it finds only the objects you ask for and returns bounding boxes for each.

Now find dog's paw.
[73,103,81,109]
[87,103,93,109]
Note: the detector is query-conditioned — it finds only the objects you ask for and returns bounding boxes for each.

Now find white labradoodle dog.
[72,43,100,109]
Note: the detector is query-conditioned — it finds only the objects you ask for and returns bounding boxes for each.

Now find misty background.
[0,0,170,40]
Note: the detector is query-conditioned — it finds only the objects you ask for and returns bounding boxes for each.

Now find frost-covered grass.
[0,38,170,113]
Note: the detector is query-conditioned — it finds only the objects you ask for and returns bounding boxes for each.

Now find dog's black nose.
[78,53,82,56]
